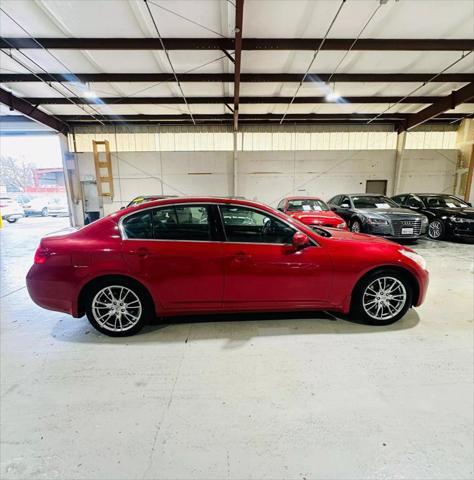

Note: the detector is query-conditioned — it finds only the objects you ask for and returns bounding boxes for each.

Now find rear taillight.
[34,247,51,264]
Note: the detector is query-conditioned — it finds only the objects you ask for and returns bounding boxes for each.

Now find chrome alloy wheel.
[428,220,442,239]
[91,286,142,332]
[362,276,407,321]
[351,221,361,233]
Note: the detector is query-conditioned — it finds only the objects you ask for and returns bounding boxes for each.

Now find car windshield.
[352,196,398,209]
[420,195,469,209]
[287,199,329,212]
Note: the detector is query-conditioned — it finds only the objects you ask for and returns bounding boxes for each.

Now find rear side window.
[152,205,210,241]
[220,205,295,244]
[123,205,211,241]
[122,211,153,239]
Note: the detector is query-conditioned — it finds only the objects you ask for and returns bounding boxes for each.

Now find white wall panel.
[75,148,457,216]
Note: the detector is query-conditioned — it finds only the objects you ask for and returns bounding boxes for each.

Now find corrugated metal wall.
[69,124,458,153]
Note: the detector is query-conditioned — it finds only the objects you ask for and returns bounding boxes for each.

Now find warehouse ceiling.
[0,0,473,131]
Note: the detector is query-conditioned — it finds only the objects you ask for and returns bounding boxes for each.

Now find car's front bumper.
[449,220,474,238]
[367,221,427,239]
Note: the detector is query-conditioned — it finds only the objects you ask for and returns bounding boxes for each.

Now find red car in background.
[27,197,428,337]
[277,196,347,230]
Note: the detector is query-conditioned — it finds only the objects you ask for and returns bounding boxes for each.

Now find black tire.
[427,219,445,240]
[84,278,153,337]
[350,219,362,233]
[6,217,17,223]
[41,207,48,217]
[350,269,413,326]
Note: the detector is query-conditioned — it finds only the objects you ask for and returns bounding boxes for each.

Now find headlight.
[421,216,428,224]
[336,222,346,229]
[399,249,427,270]
[450,216,464,223]
[367,217,389,225]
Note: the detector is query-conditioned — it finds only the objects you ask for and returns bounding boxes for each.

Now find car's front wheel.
[41,207,48,217]
[350,219,362,233]
[351,270,413,325]
[85,279,153,336]
[428,219,444,240]
[6,217,18,223]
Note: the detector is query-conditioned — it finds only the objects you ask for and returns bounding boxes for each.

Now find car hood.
[321,228,396,244]
[356,207,425,219]
[428,207,474,218]
[288,210,341,222]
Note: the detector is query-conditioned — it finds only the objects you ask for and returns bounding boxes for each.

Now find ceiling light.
[325,91,341,102]
[83,90,98,99]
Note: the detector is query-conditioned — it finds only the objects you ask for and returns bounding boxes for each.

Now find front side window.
[352,195,398,209]
[392,195,406,206]
[407,196,424,208]
[220,205,295,244]
[340,196,351,208]
[287,199,329,212]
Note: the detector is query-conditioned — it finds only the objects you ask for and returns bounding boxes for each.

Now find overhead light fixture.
[325,91,341,102]
[83,90,98,99]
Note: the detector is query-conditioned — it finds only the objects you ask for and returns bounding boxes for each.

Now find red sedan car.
[27,197,428,336]
[277,196,347,230]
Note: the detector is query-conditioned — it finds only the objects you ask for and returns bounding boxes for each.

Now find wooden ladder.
[92,140,114,198]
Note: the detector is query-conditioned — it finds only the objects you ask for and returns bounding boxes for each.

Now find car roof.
[332,193,386,198]
[116,196,272,216]
[285,196,324,201]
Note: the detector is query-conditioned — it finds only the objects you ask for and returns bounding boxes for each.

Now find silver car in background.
[327,194,428,241]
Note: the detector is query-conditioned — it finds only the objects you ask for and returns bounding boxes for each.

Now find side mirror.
[340,203,350,209]
[292,232,310,250]
[277,207,284,212]
[467,202,472,207]
[408,203,421,210]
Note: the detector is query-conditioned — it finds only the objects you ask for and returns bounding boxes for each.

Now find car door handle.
[129,247,149,258]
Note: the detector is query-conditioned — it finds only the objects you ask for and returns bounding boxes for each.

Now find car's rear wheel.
[428,219,444,240]
[85,279,152,336]
[351,270,412,325]
[6,217,17,223]
[350,219,362,233]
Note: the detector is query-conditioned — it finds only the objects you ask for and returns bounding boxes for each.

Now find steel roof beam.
[22,95,470,105]
[1,37,472,51]
[0,87,68,132]
[1,73,472,83]
[404,82,474,130]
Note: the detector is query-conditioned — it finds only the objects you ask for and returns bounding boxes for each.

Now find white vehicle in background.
[22,196,50,217]
[47,197,69,217]
[0,197,24,223]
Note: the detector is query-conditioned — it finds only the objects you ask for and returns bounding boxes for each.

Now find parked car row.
[276,193,473,242]
[0,195,69,223]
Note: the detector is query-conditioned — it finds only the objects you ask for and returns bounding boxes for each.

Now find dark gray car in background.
[327,194,428,241]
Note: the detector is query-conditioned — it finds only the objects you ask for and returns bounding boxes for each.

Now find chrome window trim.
[118,201,319,247]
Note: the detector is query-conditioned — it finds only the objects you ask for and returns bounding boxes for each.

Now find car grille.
[392,219,422,236]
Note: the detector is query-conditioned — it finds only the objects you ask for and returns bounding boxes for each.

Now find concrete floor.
[1,216,473,480]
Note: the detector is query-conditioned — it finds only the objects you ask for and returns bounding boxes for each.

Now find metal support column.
[393,131,407,195]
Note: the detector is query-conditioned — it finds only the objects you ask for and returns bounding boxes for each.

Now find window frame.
[340,196,352,208]
[119,202,319,246]
[120,203,219,242]
[217,204,311,246]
